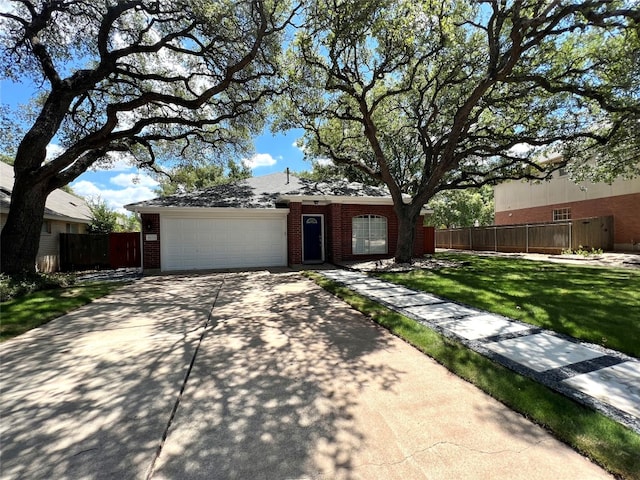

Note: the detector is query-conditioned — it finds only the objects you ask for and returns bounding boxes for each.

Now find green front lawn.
[1,282,124,341]
[306,271,640,479]
[380,254,640,357]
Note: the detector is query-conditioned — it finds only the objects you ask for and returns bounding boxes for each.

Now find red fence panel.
[423,226,435,254]
[108,232,141,268]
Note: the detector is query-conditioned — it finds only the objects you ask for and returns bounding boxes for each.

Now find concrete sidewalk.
[1,272,613,479]
[319,269,640,434]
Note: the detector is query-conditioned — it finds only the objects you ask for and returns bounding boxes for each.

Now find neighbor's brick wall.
[141,213,161,269]
[495,192,640,250]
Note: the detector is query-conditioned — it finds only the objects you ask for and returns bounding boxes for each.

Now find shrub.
[560,246,604,257]
[0,272,76,302]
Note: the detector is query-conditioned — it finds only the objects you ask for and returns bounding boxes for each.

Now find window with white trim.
[352,215,387,254]
[553,207,571,222]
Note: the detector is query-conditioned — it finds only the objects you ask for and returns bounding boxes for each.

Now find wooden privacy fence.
[435,216,613,254]
[60,232,141,271]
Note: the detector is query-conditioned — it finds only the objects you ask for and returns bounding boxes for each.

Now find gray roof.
[0,162,91,222]
[125,172,391,210]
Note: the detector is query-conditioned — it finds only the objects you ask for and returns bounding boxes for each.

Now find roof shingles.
[126,172,390,210]
[0,162,91,222]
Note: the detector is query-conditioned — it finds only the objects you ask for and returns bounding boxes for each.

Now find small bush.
[0,272,76,302]
[561,246,604,257]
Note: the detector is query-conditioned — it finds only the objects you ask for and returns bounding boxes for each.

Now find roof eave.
[125,205,290,215]
[277,194,395,205]
[43,213,92,223]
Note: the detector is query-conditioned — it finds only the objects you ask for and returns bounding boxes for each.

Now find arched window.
[352,215,387,254]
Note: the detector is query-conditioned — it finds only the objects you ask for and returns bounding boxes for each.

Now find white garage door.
[161,215,287,271]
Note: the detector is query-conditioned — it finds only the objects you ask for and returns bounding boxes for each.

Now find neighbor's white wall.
[36,220,88,272]
[2,214,88,272]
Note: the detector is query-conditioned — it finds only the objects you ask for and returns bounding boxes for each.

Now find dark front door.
[303,215,323,263]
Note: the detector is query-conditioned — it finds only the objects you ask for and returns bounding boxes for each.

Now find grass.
[380,253,640,358]
[0,282,124,341]
[306,271,640,479]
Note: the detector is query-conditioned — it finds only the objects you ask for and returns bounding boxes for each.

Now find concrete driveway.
[0,271,611,479]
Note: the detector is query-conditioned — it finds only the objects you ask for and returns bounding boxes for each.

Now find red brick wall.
[141,213,161,269]
[288,202,425,264]
[287,203,302,264]
[329,203,343,262]
[495,192,640,249]
[313,204,425,263]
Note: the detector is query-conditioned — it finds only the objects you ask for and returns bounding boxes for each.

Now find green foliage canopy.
[276,0,639,261]
[155,161,251,196]
[427,186,494,229]
[87,198,140,233]
[0,0,296,273]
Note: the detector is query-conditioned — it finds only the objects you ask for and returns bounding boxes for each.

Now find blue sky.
[1,78,312,213]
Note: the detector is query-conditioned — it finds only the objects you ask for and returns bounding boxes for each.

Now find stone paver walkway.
[319,269,640,434]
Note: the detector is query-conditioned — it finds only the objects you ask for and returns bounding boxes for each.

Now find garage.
[125,171,402,272]
[160,212,287,271]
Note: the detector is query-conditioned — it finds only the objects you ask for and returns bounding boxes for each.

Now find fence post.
[526,224,529,253]
[568,222,572,251]
[469,228,472,250]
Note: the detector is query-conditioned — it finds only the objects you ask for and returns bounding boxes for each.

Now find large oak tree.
[0,0,294,273]
[277,0,639,262]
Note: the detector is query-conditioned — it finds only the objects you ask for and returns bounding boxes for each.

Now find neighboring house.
[0,162,91,272]
[125,172,428,272]
[494,160,640,251]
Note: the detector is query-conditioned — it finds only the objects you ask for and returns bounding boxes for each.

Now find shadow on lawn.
[0,272,400,480]
[385,255,640,357]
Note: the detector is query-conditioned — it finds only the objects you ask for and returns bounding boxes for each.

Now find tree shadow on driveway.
[0,272,402,480]
[151,272,403,480]
[0,274,222,479]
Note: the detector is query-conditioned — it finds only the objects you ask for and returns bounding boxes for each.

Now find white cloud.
[292,141,306,153]
[315,158,333,167]
[46,143,65,160]
[0,0,17,14]
[71,180,102,198]
[71,172,158,214]
[243,153,277,169]
[508,143,533,156]
[110,172,159,189]
[90,151,136,172]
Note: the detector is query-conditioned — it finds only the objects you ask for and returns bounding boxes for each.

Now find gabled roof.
[125,172,392,211]
[0,162,91,223]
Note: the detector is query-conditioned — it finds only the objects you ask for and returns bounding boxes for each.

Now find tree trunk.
[394,202,421,264]
[1,173,50,274]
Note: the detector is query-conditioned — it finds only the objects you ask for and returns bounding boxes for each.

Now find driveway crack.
[144,276,225,480]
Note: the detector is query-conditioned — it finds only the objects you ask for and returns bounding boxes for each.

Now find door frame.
[301,214,325,263]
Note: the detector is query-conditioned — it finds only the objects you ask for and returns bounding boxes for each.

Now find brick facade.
[140,213,161,269]
[286,203,302,264]
[495,192,640,250]
[288,202,425,265]
[143,204,427,271]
